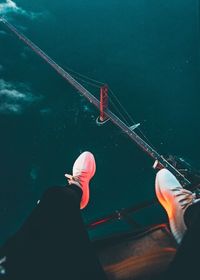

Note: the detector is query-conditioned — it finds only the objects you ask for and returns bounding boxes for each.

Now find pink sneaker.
[155,168,199,244]
[65,151,96,209]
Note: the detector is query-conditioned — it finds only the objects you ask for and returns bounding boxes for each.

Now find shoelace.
[65,174,83,188]
[65,171,88,185]
[171,187,197,209]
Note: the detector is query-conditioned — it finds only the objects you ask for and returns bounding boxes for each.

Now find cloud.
[39,108,51,115]
[0,30,6,35]
[1,88,28,100]
[0,79,42,114]
[0,0,40,19]
[0,103,21,113]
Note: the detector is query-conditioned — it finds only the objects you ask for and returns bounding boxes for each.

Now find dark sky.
[0,0,200,245]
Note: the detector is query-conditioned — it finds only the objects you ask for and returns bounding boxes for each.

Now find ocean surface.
[0,0,200,245]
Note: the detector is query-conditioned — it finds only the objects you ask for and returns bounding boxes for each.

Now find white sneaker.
[155,168,200,244]
[65,151,96,209]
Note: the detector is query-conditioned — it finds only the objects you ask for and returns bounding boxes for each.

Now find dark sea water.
[0,0,200,245]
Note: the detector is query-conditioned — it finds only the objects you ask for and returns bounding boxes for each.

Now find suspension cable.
[61,64,105,86]
[56,63,160,147]
[70,73,102,89]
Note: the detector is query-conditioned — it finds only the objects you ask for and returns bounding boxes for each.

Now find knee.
[43,186,63,199]
[40,187,70,209]
[42,186,80,209]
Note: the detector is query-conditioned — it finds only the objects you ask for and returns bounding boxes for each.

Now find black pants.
[162,201,200,280]
[1,186,107,280]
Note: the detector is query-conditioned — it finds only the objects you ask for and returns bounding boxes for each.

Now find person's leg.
[163,201,200,279]
[155,169,200,279]
[37,186,107,280]
[3,186,83,279]
[2,152,107,280]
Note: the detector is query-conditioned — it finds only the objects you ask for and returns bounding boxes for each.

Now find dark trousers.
[1,186,107,280]
[162,201,200,280]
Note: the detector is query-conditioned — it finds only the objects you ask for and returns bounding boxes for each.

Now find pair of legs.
[0,152,107,280]
[2,151,200,280]
[156,169,200,279]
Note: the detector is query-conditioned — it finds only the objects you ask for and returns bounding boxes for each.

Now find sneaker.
[65,151,96,209]
[155,168,199,244]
